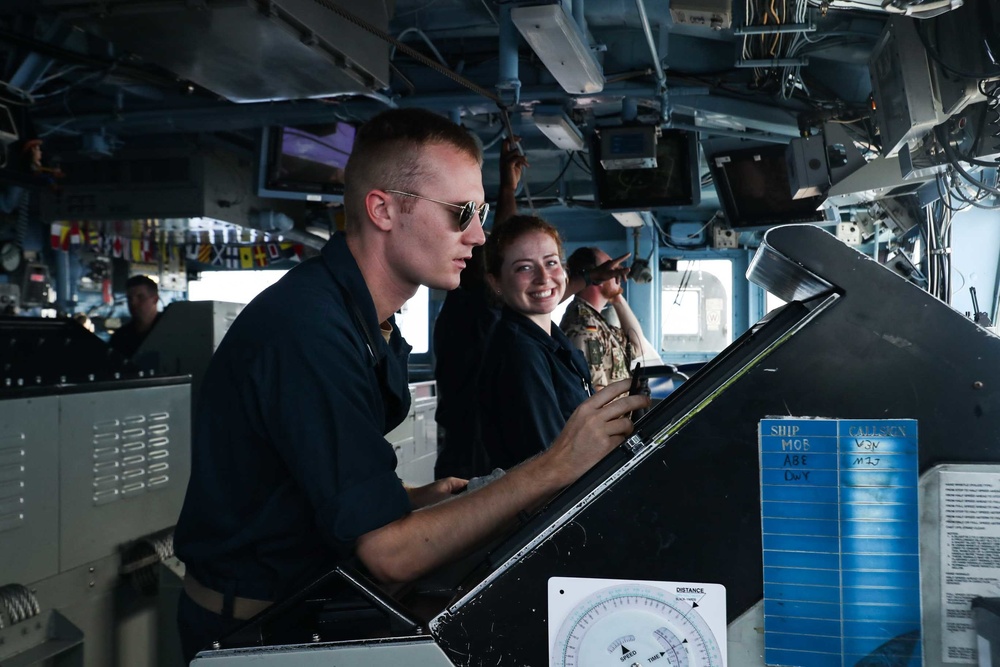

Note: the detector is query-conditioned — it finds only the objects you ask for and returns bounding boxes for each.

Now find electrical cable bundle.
[742,0,809,91]
[0,583,41,628]
[120,530,175,596]
[922,199,953,302]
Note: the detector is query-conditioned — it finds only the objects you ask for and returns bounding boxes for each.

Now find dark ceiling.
[0,0,903,229]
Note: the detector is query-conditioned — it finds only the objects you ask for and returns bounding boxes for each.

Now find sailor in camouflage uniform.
[560,247,645,389]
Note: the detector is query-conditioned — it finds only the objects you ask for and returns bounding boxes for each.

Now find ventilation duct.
[44,0,391,103]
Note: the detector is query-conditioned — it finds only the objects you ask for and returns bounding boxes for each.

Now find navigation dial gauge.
[0,242,21,273]
[549,579,726,667]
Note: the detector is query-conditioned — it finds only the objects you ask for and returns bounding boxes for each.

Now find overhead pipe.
[497,4,521,106]
[571,0,587,38]
[633,0,669,122]
[665,117,791,144]
[0,24,176,92]
[316,0,502,103]
[565,0,597,96]
[402,82,661,108]
[6,21,73,108]
[391,28,450,67]
[498,2,535,211]
[38,83,799,140]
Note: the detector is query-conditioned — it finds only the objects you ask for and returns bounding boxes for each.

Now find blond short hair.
[343,108,483,231]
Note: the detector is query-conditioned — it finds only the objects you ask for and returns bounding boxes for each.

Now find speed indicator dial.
[549,579,725,667]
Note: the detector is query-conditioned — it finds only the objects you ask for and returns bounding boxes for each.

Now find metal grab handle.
[333,565,423,634]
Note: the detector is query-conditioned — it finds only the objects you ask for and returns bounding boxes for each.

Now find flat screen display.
[261,122,356,201]
[592,129,699,210]
[709,144,827,229]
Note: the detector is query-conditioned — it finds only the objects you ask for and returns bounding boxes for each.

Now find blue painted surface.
[759,417,921,667]
[951,207,1000,323]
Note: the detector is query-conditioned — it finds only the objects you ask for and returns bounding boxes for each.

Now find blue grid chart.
[759,418,921,667]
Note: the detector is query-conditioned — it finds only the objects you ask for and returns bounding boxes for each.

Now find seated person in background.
[109,275,161,358]
[561,247,644,390]
[478,216,594,470]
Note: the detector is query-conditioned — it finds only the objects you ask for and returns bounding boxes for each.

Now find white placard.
[939,470,1000,663]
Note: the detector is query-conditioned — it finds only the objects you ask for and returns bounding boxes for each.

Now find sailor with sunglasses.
[173,108,649,663]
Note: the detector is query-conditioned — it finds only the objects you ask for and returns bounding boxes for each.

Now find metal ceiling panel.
[44,0,391,103]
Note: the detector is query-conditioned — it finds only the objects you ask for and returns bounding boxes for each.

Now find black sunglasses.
[385,190,489,231]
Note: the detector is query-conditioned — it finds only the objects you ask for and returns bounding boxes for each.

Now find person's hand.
[407,477,468,509]
[543,379,650,485]
[590,253,631,284]
[500,136,529,191]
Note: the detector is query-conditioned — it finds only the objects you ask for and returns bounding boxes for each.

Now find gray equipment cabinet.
[134,300,244,406]
[387,381,437,487]
[0,376,191,667]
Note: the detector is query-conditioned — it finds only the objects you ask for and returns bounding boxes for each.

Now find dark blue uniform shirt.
[478,306,592,470]
[433,286,500,478]
[174,233,413,601]
[109,312,162,358]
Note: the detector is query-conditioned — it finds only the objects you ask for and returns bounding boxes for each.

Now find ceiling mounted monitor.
[599,126,659,170]
[709,144,830,230]
[591,129,700,210]
[257,123,356,203]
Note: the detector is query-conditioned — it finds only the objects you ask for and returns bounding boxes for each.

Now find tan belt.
[183,574,273,621]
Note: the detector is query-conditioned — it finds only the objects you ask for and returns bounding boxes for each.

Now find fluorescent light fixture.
[611,211,647,228]
[511,4,604,95]
[533,107,585,151]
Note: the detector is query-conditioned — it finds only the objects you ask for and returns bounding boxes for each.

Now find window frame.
[658,248,753,364]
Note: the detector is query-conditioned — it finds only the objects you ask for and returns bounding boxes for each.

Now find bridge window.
[188,270,288,304]
[189,271,431,355]
[765,291,787,315]
[394,285,430,354]
[661,259,733,357]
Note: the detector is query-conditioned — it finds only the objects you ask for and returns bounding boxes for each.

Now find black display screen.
[262,122,356,199]
[709,144,827,229]
[592,129,699,210]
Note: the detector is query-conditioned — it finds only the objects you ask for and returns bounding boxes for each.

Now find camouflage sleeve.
[610,325,635,366]
[562,306,612,387]
[607,325,635,384]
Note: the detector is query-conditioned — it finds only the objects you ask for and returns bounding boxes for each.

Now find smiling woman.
[477,215,594,470]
